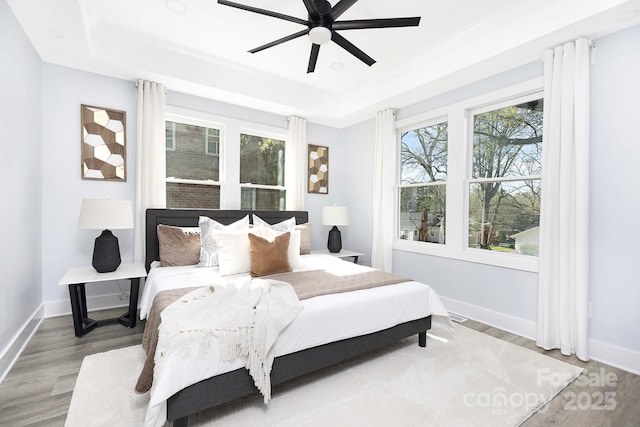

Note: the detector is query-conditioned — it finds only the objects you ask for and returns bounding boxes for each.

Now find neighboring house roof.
[510,226,540,239]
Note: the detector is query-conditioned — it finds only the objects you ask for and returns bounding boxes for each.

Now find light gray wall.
[305,122,348,251]
[0,0,43,375]
[342,118,376,266]
[41,64,138,306]
[589,25,640,352]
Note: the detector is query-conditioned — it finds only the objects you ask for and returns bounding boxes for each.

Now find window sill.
[393,239,538,273]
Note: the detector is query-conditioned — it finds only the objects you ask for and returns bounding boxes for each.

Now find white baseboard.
[440,296,640,376]
[589,338,640,376]
[0,304,45,384]
[439,296,537,340]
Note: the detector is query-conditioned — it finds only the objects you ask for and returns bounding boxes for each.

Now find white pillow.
[212,230,251,276]
[198,215,249,267]
[252,215,296,232]
[251,226,302,269]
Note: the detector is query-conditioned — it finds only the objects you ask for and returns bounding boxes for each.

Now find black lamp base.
[327,225,342,253]
[92,229,121,273]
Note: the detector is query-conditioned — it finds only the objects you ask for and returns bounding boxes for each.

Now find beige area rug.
[65,324,582,427]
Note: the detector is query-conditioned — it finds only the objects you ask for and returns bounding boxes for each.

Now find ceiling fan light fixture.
[308,27,331,45]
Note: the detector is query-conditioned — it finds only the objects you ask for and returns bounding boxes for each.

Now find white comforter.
[140,254,450,427]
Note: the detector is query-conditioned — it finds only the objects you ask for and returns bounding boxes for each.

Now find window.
[165,119,221,209]
[469,97,542,256]
[398,120,448,244]
[165,107,290,211]
[205,128,220,156]
[395,79,544,271]
[240,133,286,210]
[165,121,176,150]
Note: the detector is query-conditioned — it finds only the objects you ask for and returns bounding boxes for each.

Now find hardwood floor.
[0,309,145,427]
[463,319,640,427]
[0,311,638,427]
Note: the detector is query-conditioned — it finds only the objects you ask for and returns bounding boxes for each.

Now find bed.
[141,208,449,427]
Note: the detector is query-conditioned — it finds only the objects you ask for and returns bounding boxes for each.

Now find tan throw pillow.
[251,227,302,269]
[297,223,311,255]
[249,232,292,277]
[157,224,201,267]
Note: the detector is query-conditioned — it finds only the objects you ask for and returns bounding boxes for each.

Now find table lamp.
[79,199,134,273]
[322,206,349,253]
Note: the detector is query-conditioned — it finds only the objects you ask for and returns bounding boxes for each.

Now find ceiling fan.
[218,0,421,73]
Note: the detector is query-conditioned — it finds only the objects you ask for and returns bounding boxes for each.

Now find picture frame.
[308,144,329,194]
[80,104,127,181]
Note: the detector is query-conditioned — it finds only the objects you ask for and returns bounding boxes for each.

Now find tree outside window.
[399,121,448,244]
[469,98,543,255]
[240,133,286,210]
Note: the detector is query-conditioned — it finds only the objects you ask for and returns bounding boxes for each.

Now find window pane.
[165,122,175,149]
[166,182,220,209]
[401,122,448,184]
[206,128,219,155]
[469,179,540,255]
[166,121,220,181]
[240,134,285,186]
[399,185,446,244]
[472,100,543,179]
[166,120,221,209]
[241,187,285,210]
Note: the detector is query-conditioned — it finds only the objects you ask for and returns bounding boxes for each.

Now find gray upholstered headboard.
[145,209,309,271]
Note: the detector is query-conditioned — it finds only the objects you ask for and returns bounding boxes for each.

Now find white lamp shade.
[79,199,134,230]
[322,206,349,226]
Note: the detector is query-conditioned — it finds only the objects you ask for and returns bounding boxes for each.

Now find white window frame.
[166,106,289,210]
[397,115,448,245]
[394,78,543,272]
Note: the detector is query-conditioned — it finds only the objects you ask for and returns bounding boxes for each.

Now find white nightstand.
[311,249,365,264]
[58,262,147,337]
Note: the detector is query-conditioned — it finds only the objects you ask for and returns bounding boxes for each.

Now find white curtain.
[537,39,590,361]
[286,116,306,211]
[133,80,167,263]
[371,109,396,272]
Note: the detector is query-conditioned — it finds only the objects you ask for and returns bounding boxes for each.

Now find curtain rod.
[135,81,168,94]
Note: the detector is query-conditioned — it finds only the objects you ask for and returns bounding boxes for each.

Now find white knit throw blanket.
[155,277,303,403]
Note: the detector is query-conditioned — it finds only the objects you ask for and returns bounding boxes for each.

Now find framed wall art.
[308,144,328,194]
[81,104,127,181]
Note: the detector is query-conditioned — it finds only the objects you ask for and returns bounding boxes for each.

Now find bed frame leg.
[173,417,189,427]
[418,331,427,347]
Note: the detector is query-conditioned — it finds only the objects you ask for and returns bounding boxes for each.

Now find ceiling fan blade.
[301,0,321,21]
[249,30,309,54]
[218,0,309,26]
[329,0,359,20]
[331,31,375,66]
[333,17,421,31]
[307,44,321,73]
